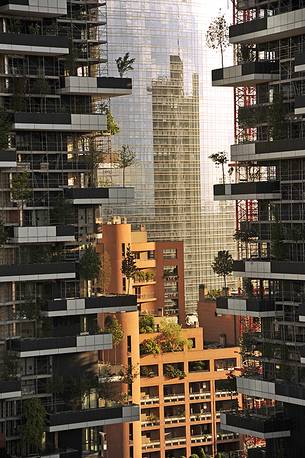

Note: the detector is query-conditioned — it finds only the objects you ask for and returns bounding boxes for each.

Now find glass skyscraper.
[102,0,236,310]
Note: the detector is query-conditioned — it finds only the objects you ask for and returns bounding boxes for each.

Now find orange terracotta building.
[97,218,241,458]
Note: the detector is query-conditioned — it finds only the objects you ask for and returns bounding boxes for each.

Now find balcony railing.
[46,404,140,432]
[220,409,291,439]
[43,294,137,317]
[164,394,185,402]
[189,392,211,400]
[8,333,112,357]
[212,61,279,87]
[216,295,275,317]
[0,32,69,55]
[214,181,280,201]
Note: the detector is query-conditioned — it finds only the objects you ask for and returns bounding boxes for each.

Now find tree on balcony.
[105,108,120,136]
[115,52,135,78]
[0,113,11,150]
[209,151,228,184]
[0,221,8,247]
[140,339,161,355]
[269,92,287,141]
[122,244,138,293]
[11,172,31,226]
[21,398,46,453]
[271,221,286,260]
[51,194,74,225]
[116,145,136,187]
[206,12,229,68]
[158,320,190,352]
[79,245,101,295]
[211,250,233,291]
[104,315,124,346]
[139,314,155,333]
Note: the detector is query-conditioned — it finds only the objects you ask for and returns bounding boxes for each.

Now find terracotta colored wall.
[197,298,240,347]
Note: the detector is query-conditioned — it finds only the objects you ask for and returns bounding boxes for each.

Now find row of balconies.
[232,259,305,281]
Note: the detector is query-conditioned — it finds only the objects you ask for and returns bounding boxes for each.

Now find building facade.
[212,1,305,456]
[101,0,236,311]
[98,219,241,458]
[0,1,140,457]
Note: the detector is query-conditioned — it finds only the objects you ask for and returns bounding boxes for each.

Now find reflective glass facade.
[102,0,236,310]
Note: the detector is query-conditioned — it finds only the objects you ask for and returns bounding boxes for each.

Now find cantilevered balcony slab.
[295,53,305,72]
[233,260,305,281]
[0,33,69,56]
[229,8,305,44]
[213,181,280,201]
[0,262,76,283]
[42,294,138,317]
[212,61,279,87]
[220,411,291,440]
[299,304,305,323]
[9,226,75,244]
[294,95,305,115]
[216,296,275,317]
[0,150,16,168]
[13,113,107,132]
[64,187,134,205]
[0,380,21,399]
[0,0,67,16]
[58,76,132,98]
[8,333,112,357]
[46,404,140,432]
[237,377,305,407]
[231,138,305,162]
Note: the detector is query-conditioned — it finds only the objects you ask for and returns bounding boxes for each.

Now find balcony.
[0,0,67,16]
[189,392,211,400]
[295,53,305,72]
[42,294,138,317]
[237,377,305,407]
[229,8,305,44]
[299,304,305,323]
[0,380,21,399]
[248,449,267,458]
[294,95,305,115]
[64,186,134,205]
[233,259,305,281]
[13,113,106,132]
[191,434,213,444]
[164,394,185,403]
[213,181,280,201]
[190,413,212,422]
[212,61,279,87]
[58,76,132,98]
[140,396,159,406]
[9,225,75,244]
[164,416,186,425]
[0,32,69,56]
[216,296,275,317]
[0,262,76,283]
[231,137,305,162]
[8,333,112,357]
[220,410,291,439]
[141,440,161,451]
[165,437,186,447]
[0,150,16,168]
[46,404,139,432]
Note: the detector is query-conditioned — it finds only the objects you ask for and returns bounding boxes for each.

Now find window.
[188,360,210,372]
[127,336,132,353]
[214,358,237,371]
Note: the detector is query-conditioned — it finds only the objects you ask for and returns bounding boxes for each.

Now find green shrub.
[140,339,161,355]
[139,314,155,333]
